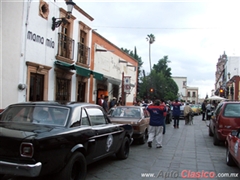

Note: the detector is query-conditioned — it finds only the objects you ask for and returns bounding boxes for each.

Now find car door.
[211,103,223,132]
[68,107,97,163]
[85,107,122,159]
[234,132,240,164]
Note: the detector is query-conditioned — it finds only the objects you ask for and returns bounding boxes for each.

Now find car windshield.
[112,107,141,118]
[223,104,240,117]
[0,105,69,126]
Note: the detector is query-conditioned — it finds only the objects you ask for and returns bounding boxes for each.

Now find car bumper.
[132,132,144,139]
[0,160,42,177]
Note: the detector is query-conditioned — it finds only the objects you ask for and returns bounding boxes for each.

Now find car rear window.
[0,105,69,126]
[223,104,240,117]
[112,107,141,118]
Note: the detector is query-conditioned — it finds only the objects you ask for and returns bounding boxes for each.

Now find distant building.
[172,76,199,104]
[215,52,240,100]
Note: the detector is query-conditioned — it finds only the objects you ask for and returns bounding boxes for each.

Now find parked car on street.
[108,106,150,144]
[225,128,240,168]
[209,101,240,145]
[0,102,133,179]
[190,104,201,115]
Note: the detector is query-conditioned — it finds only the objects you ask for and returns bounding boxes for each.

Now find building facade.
[172,76,199,103]
[215,52,240,100]
[1,0,138,109]
[90,31,138,105]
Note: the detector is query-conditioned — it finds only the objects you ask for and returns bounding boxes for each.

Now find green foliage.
[146,34,155,44]
[121,47,179,102]
[139,56,178,101]
[152,56,172,77]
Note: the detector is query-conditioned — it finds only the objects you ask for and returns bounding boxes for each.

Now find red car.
[209,101,240,145]
[226,129,240,168]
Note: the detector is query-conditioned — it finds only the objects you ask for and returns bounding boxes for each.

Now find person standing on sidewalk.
[102,96,109,113]
[147,99,166,148]
[206,101,212,120]
[172,100,182,128]
[160,99,167,134]
[183,102,194,125]
[201,100,207,121]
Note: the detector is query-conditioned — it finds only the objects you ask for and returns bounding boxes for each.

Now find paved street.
[86,115,240,180]
[2,115,239,180]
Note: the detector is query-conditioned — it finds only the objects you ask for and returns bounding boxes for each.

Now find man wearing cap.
[147,99,166,148]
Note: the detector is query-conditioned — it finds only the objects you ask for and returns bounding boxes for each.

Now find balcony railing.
[57,33,74,60]
[77,42,90,65]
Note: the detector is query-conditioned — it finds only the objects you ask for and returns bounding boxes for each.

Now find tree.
[146,34,155,72]
[139,56,178,101]
[152,56,172,78]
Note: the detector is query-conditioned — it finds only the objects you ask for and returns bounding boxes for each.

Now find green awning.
[55,60,75,70]
[92,71,104,81]
[74,65,91,77]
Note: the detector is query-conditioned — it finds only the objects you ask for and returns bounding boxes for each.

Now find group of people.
[97,94,122,113]
[146,99,185,149]
[146,99,197,149]
[201,100,218,121]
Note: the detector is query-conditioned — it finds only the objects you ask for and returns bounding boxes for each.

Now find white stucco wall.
[172,76,187,99]
[15,0,91,101]
[2,1,24,108]
[93,44,137,103]
[226,56,240,78]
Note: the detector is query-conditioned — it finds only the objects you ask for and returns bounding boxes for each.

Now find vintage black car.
[0,102,133,180]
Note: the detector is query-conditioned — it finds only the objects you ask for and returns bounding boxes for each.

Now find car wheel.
[139,129,148,144]
[56,152,87,180]
[116,136,130,159]
[213,129,220,146]
[208,126,213,136]
[226,147,236,166]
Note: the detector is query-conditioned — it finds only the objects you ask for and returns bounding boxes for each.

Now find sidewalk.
[150,115,240,180]
[86,115,239,180]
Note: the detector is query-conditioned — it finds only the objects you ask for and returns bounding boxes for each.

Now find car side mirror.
[231,130,238,136]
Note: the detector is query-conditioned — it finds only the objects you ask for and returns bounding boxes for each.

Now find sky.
[78,0,240,98]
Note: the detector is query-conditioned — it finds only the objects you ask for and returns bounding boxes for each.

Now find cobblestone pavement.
[86,115,240,180]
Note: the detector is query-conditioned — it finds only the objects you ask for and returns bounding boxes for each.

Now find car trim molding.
[0,161,42,177]
[71,144,84,152]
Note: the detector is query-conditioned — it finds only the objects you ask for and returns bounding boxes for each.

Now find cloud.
[79,1,240,98]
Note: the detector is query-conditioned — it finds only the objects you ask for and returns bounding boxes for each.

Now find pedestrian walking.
[206,101,212,120]
[172,100,182,128]
[201,100,206,121]
[183,102,194,125]
[160,99,167,134]
[147,99,166,148]
[102,96,109,113]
